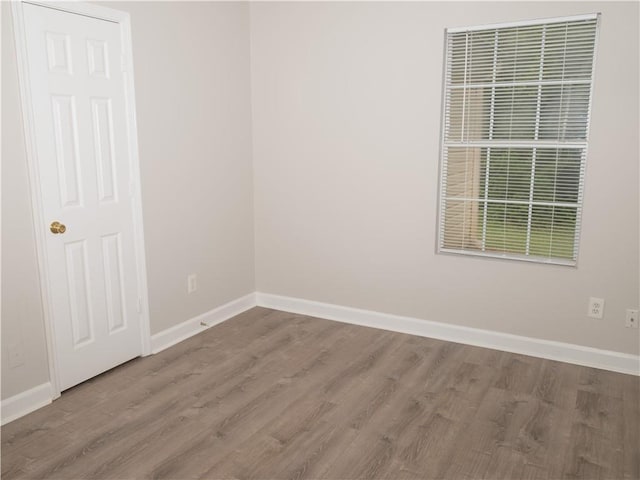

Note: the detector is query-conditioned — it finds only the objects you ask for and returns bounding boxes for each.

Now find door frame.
[11,0,152,399]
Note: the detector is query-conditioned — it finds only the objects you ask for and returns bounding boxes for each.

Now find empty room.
[1,1,639,479]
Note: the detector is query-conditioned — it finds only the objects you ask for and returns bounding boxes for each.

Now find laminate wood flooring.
[2,307,638,479]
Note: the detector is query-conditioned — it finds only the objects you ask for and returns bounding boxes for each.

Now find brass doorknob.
[50,221,66,234]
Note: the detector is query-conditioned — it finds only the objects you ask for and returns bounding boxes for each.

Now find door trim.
[11,0,152,399]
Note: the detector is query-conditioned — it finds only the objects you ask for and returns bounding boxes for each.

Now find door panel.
[22,3,143,391]
[45,32,72,74]
[91,98,118,203]
[51,94,83,207]
[65,240,94,347]
[101,233,127,334]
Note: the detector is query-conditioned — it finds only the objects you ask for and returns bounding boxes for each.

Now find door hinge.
[137,297,142,313]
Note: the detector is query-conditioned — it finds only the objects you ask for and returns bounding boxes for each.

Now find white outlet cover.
[8,344,25,368]
[587,297,605,319]
[626,309,639,328]
[187,274,198,294]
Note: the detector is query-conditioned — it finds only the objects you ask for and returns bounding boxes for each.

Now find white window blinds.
[437,14,599,265]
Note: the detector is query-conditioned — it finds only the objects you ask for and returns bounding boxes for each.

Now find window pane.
[543,22,596,81]
[467,30,496,84]
[444,147,483,199]
[442,199,483,250]
[529,205,577,259]
[446,88,490,142]
[485,148,532,201]
[495,26,543,83]
[483,202,529,254]
[492,85,538,140]
[533,149,582,203]
[538,84,591,140]
[449,34,469,85]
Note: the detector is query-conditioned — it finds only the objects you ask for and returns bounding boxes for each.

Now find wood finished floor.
[2,307,638,480]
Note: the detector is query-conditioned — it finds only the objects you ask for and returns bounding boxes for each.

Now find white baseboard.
[150,293,257,354]
[1,382,53,426]
[3,291,636,426]
[256,292,640,376]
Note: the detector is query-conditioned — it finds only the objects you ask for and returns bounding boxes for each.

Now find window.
[437,14,599,265]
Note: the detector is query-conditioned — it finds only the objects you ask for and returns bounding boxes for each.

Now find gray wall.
[2,2,51,397]
[1,1,255,399]
[251,2,640,354]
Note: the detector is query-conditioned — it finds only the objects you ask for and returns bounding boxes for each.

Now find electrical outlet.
[187,274,198,294]
[626,309,639,328]
[8,343,25,368]
[587,297,605,319]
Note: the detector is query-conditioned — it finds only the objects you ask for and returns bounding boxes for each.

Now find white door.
[21,3,144,391]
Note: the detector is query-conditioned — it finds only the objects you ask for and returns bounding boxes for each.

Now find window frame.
[436,13,601,266]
